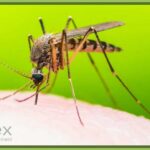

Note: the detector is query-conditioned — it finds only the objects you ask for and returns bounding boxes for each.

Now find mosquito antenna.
[0,81,32,100]
[39,17,46,35]
[0,61,31,79]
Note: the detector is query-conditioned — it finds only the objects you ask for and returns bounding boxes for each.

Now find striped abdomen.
[67,38,122,52]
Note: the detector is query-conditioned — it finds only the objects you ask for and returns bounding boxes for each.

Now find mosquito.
[0,16,150,126]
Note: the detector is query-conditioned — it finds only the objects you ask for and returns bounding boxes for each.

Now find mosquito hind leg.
[91,28,150,115]
[64,17,118,108]
[87,53,118,108]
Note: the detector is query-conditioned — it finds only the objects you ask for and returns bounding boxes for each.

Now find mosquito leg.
[46,64,51,84]
[28,34,35,67]
[63,29,84,126]
[28,34,34,52]
[16,83,49,103]
[66,23,149,114]
[39,17,46,34]
[16,72,57,103]
[65,17,118,108]
[33,62,46,105]
[90,27,150,115]
[0,81,31,100]
[69,27,93,63]
[87,53,118,108]
[65,16,77,30]
[45,45,56,92]
[45,73,58,93]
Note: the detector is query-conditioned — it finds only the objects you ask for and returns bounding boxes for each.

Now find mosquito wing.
[54,21,124,41]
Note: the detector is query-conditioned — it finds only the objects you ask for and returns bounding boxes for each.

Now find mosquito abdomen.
[68,38,122,53]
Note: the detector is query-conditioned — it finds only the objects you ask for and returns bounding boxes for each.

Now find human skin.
[0,91,150,145]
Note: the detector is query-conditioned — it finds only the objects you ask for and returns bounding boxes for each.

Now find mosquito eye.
[32,74,43,82]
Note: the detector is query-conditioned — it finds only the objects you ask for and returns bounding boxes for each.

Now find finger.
[0,91,150,145]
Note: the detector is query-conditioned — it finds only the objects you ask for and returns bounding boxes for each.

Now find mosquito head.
[31,68,44,86]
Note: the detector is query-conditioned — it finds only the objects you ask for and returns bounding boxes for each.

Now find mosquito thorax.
[31,33,61,72]
[31,34,53,68]
[32,68,44,85]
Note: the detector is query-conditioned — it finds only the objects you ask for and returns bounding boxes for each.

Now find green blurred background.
[0,5,150,118]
